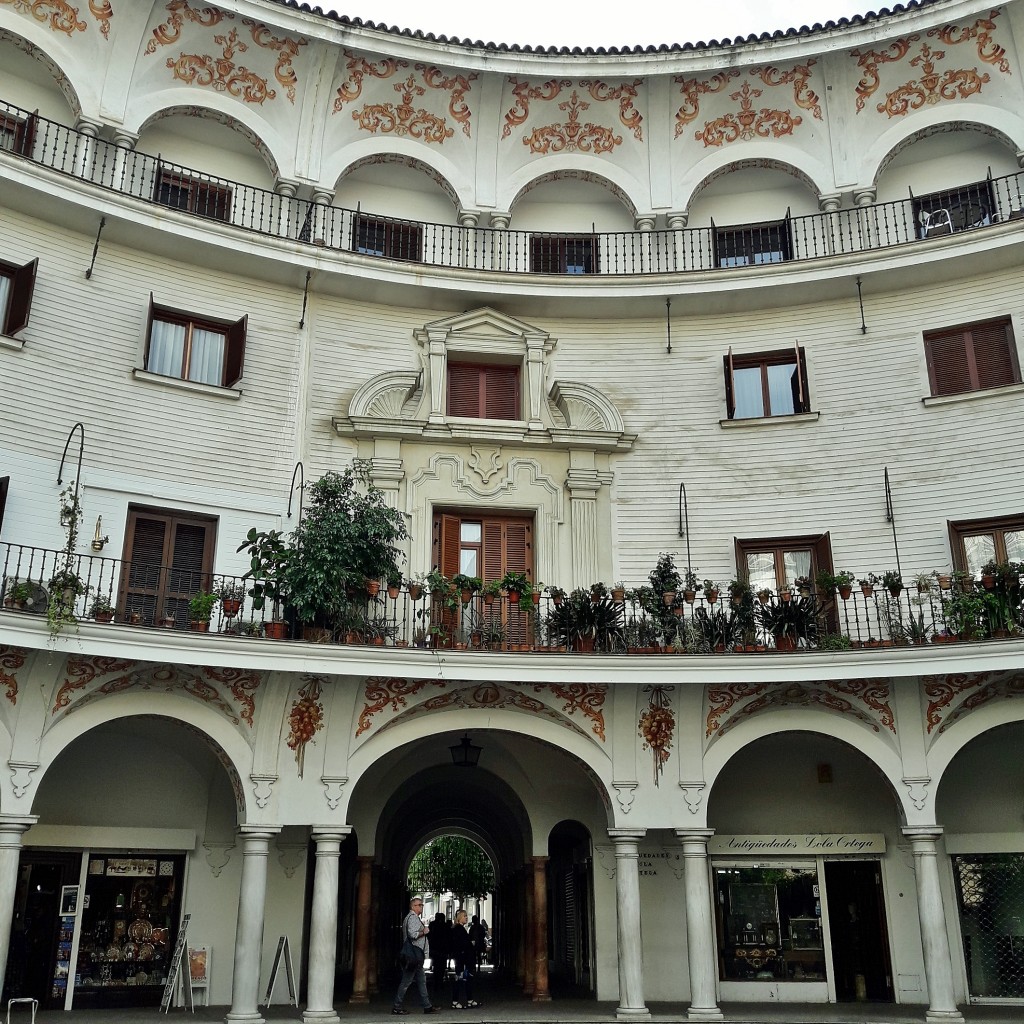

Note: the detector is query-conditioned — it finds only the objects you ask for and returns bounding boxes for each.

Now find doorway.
[824,860,893,1002]
[3,851,81,1009]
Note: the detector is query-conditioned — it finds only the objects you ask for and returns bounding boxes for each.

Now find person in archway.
[430,912,450,993]
[450,909,481,1009]
[393,896,437,1015]
[468,914,487,972]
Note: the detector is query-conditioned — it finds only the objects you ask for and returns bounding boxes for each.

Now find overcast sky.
[334,0,875,48]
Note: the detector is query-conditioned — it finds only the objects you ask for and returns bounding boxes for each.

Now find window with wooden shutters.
[724,345,809,419]
[0,258,37,337]
[948,515,1024,573]
[353,214,422,262]
[434,510,534,643]
[0,110,36,158]
[119,507,216,626]
[447,362,521,420]
[154,166,232,222]
[144,294,247,388]
[924,317,1020,396]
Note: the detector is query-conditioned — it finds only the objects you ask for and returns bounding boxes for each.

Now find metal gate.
[953,853,1024,998]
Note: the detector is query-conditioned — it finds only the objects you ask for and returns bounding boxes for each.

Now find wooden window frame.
[948,514,1024,572]
[353,214,422,262]
[446,361,521,420]
[0,257,38,337]
[924,316,1020,397]
[0,110,36,158]
[724,343,809,419]
[433,510,534,581]
[145,293,247,388]
[529,235,599,275]
[0,476,9,536]
[714,216,792,268]
[154,165,232,222]
[119,505,218,626]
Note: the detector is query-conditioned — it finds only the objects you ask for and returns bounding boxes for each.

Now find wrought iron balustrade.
[3,542,1021,654]
[3,98,1024,278]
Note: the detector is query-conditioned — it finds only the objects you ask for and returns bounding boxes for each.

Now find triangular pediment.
[414,306,550,345]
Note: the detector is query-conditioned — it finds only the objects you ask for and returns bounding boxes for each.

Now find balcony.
[3,98,1024,281]
[4,542,1022,662]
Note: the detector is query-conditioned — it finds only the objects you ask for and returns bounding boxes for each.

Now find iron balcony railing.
[3,542,1022,654]
[3,98,1024,277]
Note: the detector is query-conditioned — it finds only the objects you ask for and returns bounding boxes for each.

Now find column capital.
[74,117,103,137]
[275,177,302,197]
[674,828,715,844]
[666,210,689,229]
[458,208,483,227]
[902,825,944,843]
[311,187,335,206]
[817,191,842,213]
[238,825,281,841]
[565,468,603,497]
[311,826,352,842]
[112,128,138,150]
[852,186,877,207]
[0,815,37,846]
[608,828,646,845]
[489,211,512,229]
[634,214,656,232]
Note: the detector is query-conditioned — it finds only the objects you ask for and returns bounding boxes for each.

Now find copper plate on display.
[105,944,121,961]
[128,919,153,941]
[123,942,138,961]
[138,943,155,961]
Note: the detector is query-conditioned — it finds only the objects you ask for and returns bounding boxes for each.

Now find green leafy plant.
[88,594,114,618]
[214,578,246,603]
[188,591,218,623]
[500,571,533,599]
[649,552,682,596]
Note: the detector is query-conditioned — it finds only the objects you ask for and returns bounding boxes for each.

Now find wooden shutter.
[925,330,971,396]
[793,342,808,411]
[448,363,481,417]
[143,293,156,368]
[17,112,37,158]
[5,258,37,336]
[972,320,1019,390]
[440,514,461,577]
[724,348,736,419]
[223,313,247,387]
[0,476,8,534]
[483,365,520,420]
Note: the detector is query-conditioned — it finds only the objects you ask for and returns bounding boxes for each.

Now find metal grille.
[953,853,1024,998]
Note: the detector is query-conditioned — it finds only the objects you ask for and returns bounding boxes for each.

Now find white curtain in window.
[783,549,812,584]
[0,274,10,325]
[188,327,225,386]
[767,363,797,415]
[964,534,996,574]
[732,367,763,418]
[745,551,776,591]
[147,319,186,377]
[1006,531,1024,562]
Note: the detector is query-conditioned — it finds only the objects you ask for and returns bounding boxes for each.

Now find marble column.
[349,854,374,1004]
[304,829,349,1022]
[675,830,723,1021]
[310,188,334,246]
[73,118,101,181]
[903,827,965,1023]
[0,817,36,991]
[532,856,551,1001]
[368,863,380,993]
[274,178,300,239]
[609,829,650,1020]
[111,128,138,192]
[522,865,535,994]
[226,827,278,1024]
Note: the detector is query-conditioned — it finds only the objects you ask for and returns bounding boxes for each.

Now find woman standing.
[449,909,481,1009]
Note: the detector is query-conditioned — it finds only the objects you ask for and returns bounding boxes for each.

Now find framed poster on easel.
[161,913,193,1013]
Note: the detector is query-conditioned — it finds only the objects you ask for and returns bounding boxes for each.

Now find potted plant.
[5,581,32,610]
[214,579,245,618]
[649,553,682,605]
[590,581,608,604]
[858,574,877,598]
[452,573,482,604]
[546,584,565,606]
[188,591,218,632]
[682,568,700,604]
[386,567,404,600]
[818,632,853,651]
[727,578,752,607]
[944,591,986,641]
[408,574,425,601]
[755,587,772,606]
[482,578,503,605]
[480,616,506,651]
[702,579,720,604]
[914,572,933,595]
[757,593,816,651]
[794,575,813,597]
[237,527,291,640]
[88,594,115,623]
[934,570,952,591]
[159,608,176,629]
[611,581,626,604]
[881,569,903,598]
[501,571,533,604]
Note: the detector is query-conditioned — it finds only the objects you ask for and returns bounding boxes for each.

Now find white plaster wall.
[333,165,457,223]
[0,42,71,122]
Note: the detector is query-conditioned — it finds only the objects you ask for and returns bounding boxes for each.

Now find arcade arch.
[0,31,82,123]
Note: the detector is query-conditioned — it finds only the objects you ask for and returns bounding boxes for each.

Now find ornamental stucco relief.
[0,0,85,36]
[638,685,674,785]
[144,1,307,105]
[49,657,262,742]
[333,50,477,142]
[924,670,1024,737]
[0,644,26,706]
[675,62,820,147]
[503,77,643,154]
[705,679,895,743]
[851,11,1011,116]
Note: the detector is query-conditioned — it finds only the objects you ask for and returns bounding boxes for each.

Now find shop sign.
[709,833,886,855]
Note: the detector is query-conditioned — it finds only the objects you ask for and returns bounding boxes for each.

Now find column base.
[686,1008,724,1022]
[532,992,552,1002]
[225,1014,266,1024]
[303,1012,341,1024]
[925,1013,966,1024]
[348,993,370,1004]
[615,1007,652,1021]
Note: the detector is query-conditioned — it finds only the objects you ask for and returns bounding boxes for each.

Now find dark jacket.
[450,922,473,973]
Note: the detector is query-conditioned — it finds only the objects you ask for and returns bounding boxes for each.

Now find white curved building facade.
[2,0,1024,1019]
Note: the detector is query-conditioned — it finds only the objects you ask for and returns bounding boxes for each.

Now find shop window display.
[73,854,185,1007]
[714,866,825,982]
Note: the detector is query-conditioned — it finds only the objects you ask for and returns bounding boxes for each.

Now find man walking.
[393,897,437,1015]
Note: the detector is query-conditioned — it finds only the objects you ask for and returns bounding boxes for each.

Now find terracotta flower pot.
[264,620,288,640]
[222,599,241,618]
[408,584,423,601]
